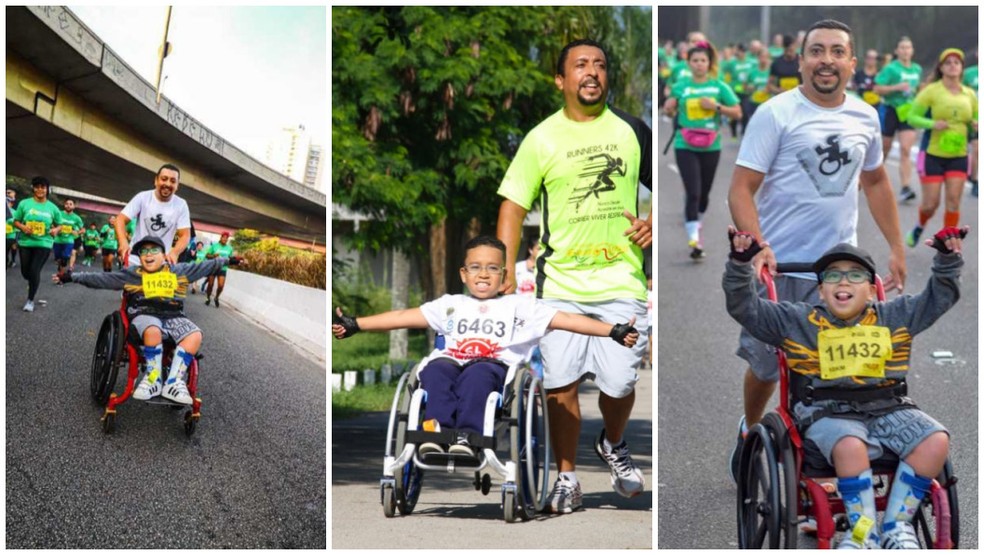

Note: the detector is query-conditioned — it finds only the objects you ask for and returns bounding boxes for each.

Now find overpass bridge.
[5,6,326,244]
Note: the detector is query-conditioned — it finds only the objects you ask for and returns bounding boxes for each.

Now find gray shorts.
[737,275,819,382]
[799,406,948,466]
[130,315,202,344]
[538,298,647,398]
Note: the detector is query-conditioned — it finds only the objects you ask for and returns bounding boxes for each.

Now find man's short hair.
[557,38,609,76]
[31,176,50,187]
[801,19,854,57]
[464,235,507,261]
[157,163,181,178]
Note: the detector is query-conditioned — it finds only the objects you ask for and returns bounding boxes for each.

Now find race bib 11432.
[818,326,893,380]
[142,271,178,299]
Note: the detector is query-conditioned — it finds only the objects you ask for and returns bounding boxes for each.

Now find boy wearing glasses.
[723,226,966,549]
[53,235,243,405]
[333,235,639,456]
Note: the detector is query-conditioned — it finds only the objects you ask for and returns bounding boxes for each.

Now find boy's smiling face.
[818,260,876,320]
[138,245,166,273]
[459,245,506,300]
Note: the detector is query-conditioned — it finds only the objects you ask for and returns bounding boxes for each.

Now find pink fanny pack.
[680,128,718,148]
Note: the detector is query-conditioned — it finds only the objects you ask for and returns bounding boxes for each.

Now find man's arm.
[548,311,638,347]
[115,212,131,258]
[496,199,529,294]
[859,165,906,292]
[168,227,191,265]
[727,165,775,278]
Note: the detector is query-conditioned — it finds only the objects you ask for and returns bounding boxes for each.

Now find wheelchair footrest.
[405,429,496,450]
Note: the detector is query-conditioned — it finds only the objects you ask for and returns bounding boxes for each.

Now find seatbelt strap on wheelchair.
[143,344,164,383]
[838,469,878,542]
[883,460,933,525]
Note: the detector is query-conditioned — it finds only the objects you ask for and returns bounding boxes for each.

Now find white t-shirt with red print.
[419,294,558,366]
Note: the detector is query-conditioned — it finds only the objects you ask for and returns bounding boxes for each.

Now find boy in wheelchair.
[333,235,639,457]
[723,226,967,549]
[54,235,242,405]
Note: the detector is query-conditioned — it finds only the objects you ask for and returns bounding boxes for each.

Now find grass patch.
[332,382,398,419]
[331,331,429,373]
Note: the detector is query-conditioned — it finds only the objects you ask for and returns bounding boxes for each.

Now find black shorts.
[880,104,914,136]
[922,153,968,183]
[74,237,82,250]
[84,245,98,257]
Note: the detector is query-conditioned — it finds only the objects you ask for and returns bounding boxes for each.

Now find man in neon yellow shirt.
[497,38,651,514]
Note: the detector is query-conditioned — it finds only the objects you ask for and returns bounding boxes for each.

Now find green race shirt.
[875,60,923,108]
[125,219,136,240]
[907,81,978,158]
[54,211,84,245]
[748,65,772,103]
[497,105,650,302]
[194,249,208,263]
[6,216,16,240]
[208,242,235,271]
[100,224,118,251]
[729,58,756,95]
[667,58,691,89]
[83,228,102,247]
[13,198,61,249]
[670,76,740,152]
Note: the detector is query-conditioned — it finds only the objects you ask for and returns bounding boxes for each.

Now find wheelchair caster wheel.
[184,411,198,437]
[382,485,397,518]
[481,474,492,495]
[102,413,116,434]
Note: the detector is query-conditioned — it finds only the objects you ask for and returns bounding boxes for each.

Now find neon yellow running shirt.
[497,106,651,302]
[907,81,978,158]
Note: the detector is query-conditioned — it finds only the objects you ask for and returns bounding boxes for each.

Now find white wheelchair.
[380,355,550,522]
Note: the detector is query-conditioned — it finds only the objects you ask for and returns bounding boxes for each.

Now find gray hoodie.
[71,258,230,318]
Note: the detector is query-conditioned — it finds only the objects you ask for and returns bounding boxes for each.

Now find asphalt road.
[5,259,326,549]
[331,366,652,548]
[656,118,979,548]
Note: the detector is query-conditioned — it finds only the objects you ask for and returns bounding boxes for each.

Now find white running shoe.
[545,475,583,514]
[162,378,193,405]
[22,300,34,312]
[133,373,162,400]
[880,521,920,549]
[595,430,645,497]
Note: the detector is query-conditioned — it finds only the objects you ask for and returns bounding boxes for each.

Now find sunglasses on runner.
[463,264,503,275]
[138,246,164,256]
[820,269,872,284]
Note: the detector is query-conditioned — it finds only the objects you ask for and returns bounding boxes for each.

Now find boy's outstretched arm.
[332,306,429,339]
[53,268,128,290]
[547,311,639,347]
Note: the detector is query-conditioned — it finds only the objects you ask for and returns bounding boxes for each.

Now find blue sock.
[883,461,933,530]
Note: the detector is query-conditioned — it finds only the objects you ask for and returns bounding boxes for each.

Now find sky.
[69,6,326,163]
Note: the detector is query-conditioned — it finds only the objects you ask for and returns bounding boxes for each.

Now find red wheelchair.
[90,289,202,436]
[736,263,958,549]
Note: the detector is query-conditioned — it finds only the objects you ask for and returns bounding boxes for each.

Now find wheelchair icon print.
[815,135,852,176]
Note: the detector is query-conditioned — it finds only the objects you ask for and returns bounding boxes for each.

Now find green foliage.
[332,383,399,419]
[330,330,429,374]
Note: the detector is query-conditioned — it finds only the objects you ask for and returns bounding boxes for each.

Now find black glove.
[609,322,637,346]
[928,226,969,254]
[58,269,73,283]
[228,255,244,266]
[333,310,361,338]
[728,228,763,263]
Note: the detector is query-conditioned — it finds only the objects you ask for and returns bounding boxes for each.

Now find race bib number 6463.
[818,326,893,380]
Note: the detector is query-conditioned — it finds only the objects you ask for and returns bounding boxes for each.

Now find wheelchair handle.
[759,263,885,303]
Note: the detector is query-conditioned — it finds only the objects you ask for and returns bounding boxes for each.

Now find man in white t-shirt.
[513,238,539,299]
[116,163,191,266]
[726,19,906,484]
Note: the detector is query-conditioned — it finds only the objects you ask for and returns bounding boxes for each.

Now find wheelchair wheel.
[762,413,799,548]
[90,312,124,406]
[737,420,782,548]
[183,410,197,437]
[912,458,959,548]
[391,372,423,516]
[504,368,550,522]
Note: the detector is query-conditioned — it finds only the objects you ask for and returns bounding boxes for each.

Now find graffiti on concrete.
[31,6,101,66]
[164,103,226,155]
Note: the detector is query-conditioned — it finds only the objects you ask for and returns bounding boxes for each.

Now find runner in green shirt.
[727,43,757,138]
[664,41,741,259]
[82,223,101,267]
[6,189,18,268]
[53,198,84,275]
[874,36,923,202]
[11,176,62,311]
[204,232,236,308]
[100,216,119,272]
[190,241,207,294]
